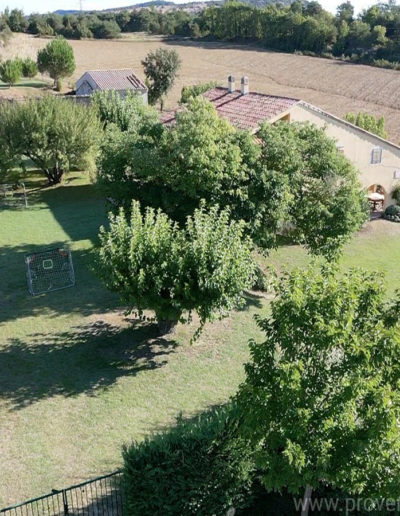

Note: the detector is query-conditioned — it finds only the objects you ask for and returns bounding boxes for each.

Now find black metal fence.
[0,471,123,516]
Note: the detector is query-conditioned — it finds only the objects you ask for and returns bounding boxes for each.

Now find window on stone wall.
[371,147,382,164]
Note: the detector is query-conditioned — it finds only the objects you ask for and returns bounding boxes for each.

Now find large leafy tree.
[97,97,366,259]
[96,201,255,335]
[142,47,181,108]
[237,266,400,515]
[257,121,368,258]
[37,36,75,89]
[0,96,101,184]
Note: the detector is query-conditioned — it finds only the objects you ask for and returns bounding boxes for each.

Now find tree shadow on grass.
[34,182,108,244]
[0,319,178,411]
[0,243,118,323]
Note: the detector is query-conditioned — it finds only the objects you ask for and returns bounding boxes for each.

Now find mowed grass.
[0,172,266,506]
[1,173,400,506]
[2,33,400,141]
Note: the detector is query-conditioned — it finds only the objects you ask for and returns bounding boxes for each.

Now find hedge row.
[122,404,255,516]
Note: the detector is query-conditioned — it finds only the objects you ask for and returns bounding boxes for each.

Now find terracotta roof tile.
[161,87,299,130]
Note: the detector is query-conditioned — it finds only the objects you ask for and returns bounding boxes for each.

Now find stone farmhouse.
[163,76,400,210]
[75,69,148,104]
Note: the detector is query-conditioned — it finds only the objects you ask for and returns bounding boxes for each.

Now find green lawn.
[1,173,400,506]
[0,79,49,89]
[0,172,266,506]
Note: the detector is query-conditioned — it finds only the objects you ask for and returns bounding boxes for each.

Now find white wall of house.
[289,102,400,206]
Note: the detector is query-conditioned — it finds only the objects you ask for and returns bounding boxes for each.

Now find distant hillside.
[54,0,290,15]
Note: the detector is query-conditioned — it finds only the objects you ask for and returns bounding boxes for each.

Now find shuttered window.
[371,147,382,164]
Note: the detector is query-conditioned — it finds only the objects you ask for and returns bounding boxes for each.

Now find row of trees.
[345,110,388,138]
[2,1,400,66]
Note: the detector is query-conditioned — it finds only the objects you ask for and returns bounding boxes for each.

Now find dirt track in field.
[2,33,400,142]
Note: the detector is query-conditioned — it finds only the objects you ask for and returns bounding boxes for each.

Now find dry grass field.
[1,33,400,141]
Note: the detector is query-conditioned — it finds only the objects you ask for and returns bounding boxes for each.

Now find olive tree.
[142,47,181,109]
[237,265,400,515]
[37,36,75,89]
[0,96,101,184]
[96,201,255,335]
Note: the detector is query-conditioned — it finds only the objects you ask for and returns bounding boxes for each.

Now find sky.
[0,0,388,16]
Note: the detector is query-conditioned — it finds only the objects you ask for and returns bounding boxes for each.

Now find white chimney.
[241,76,249,95]
[228,75,235,93]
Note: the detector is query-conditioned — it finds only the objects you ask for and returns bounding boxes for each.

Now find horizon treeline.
[1,1,400,69]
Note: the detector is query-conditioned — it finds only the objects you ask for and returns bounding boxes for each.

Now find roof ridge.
[213,86,300,102]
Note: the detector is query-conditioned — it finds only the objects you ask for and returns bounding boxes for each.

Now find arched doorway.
[367,184,385,213]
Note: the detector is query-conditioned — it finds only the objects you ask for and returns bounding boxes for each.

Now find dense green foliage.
[123,404,255,515]
[180,81,218,103]
[91,90,159,132]
[345,111,387,138]
[96,201,255,333]
[391,183,400,204]
[3,2,400,68]
[384,203,400,222]
[21,57,38,78]
[142,47,181,107]
[0,96,101,184]
[37,36,75,88]
[257,121,368,258]
[0,58,22,86]
[237,265,400,504]
[98,97,366,258]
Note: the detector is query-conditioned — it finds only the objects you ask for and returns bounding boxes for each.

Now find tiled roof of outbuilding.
[82,69,147,91]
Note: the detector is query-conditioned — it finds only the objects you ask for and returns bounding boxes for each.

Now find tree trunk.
[157,319,177,335]
[300,485,313,516]
[46,165,64,185]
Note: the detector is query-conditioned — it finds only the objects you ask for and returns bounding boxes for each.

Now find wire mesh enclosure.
[0,182,28,208]
[0,470,124,516]
[25,247,75,296]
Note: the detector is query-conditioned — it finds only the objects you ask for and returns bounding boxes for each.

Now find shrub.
[391,183,400,205]
[92,90,159,132]
[0,58,22,86]
[21,57,38,78]
[180,81,217,103]
[122,404,255,516]
[384,204,400,222]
